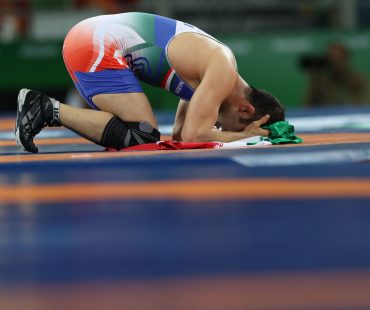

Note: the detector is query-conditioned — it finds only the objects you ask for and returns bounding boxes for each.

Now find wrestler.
[15,12,284,153]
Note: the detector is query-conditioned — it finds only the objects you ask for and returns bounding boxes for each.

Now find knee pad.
[101,116,160,150]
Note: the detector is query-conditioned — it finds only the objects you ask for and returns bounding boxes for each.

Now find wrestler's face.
[218,96,256,132]
[218,114,246,132]
[217,100,253,132]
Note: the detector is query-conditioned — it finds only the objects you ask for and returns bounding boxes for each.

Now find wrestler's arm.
[181,54,269,143]
[172,99,189,141]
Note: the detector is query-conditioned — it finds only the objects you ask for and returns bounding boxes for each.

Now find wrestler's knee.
[100,116,160,150]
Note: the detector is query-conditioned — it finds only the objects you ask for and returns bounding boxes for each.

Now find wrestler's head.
[218,85,285,132]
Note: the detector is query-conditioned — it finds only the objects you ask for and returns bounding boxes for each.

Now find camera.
[299,55,329,70]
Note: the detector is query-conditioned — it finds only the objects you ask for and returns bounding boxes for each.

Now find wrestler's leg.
[59,92,158,144]
[59,103,114,143]
[92,92,157,128]
[17,17,159,152]
[15,89,159,153]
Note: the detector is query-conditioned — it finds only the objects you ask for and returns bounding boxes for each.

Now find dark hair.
[241,86,285,126]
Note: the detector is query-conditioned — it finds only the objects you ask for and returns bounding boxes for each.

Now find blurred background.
[2,3,370,309]
[1,0,370,112]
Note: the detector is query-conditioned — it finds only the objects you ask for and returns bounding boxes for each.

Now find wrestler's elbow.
[171,126,183,141]
[171,132,182,142]
[181,128,210,142]
[181,127,196,142]
[181,134,201,142]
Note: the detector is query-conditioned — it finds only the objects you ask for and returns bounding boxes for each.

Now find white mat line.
[232,148,370,167]
[2,113,370,140]
[290,114,370,131]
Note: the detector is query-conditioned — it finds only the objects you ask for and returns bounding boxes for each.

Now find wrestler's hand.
[243,114,270,137]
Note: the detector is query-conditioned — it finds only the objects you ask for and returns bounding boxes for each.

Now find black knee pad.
[101,116,160,150]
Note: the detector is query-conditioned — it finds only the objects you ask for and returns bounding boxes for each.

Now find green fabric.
[262,121,303,145]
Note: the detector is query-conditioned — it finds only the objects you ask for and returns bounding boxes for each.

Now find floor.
[1,107,370,310]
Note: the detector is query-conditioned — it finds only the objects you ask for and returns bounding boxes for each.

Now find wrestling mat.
[1,107,370,310]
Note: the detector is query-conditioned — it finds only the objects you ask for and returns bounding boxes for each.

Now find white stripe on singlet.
[89,23,146,72]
